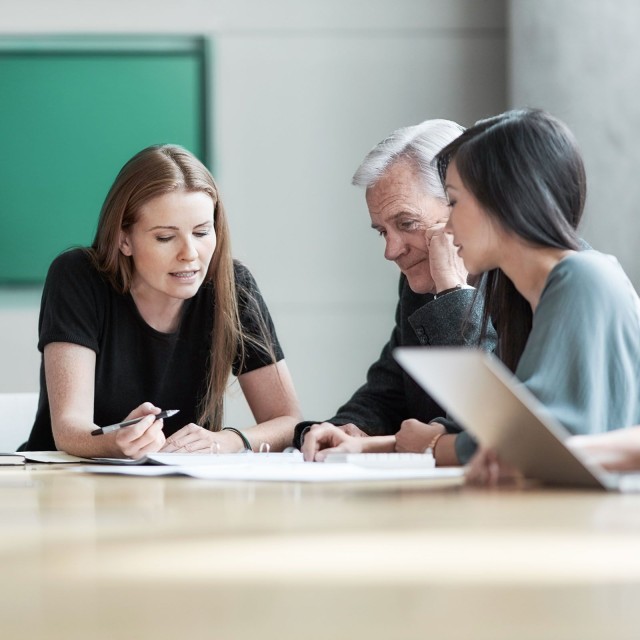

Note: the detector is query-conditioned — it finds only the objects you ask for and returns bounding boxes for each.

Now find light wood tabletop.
[1,465,639,640]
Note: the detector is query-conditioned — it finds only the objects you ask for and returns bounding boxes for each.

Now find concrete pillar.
[509,0,640,285]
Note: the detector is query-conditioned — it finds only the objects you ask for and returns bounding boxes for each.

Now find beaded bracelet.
[427,432,445,459]
[222,427,252,452]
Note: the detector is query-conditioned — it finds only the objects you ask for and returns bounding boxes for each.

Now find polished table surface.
[1,465,640,640]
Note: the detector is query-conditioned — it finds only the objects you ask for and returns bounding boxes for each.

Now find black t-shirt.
[27,249,284,450]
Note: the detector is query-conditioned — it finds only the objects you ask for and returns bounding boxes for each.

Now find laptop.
[394,346,640,491]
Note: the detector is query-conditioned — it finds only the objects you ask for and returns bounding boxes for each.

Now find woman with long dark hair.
[434,108,640,467]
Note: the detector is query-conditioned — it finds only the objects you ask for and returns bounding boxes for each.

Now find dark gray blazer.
[293,275,495,448]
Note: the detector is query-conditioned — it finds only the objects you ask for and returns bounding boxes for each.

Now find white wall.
[0,0,507,426]
[509,0,640,286]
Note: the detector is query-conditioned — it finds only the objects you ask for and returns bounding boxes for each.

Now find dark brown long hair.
[436,109,586,371]
[88,144,273,429]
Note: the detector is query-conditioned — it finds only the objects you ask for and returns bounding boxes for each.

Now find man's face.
[367,159,450,294]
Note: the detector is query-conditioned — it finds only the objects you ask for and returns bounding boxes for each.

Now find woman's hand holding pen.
[161,424,247,453]
[113,402,166,458]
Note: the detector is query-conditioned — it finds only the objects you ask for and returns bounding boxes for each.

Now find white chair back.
[0,392,38,451]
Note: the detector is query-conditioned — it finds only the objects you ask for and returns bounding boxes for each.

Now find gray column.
[509,0,640,285]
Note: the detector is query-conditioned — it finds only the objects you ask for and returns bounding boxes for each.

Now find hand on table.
[395,419,446,453]
[465,447,523,487]
[161,424,247,453]
[301,422,364,462]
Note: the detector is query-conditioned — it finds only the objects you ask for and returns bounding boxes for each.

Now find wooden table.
[1,465,639,639]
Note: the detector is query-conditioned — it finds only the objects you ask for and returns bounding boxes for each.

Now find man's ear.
[119,230,133,256]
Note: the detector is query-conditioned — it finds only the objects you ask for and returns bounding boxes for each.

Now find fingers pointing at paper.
[301,423,364,462]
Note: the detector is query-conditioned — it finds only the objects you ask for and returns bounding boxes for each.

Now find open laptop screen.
[394,347,607,489]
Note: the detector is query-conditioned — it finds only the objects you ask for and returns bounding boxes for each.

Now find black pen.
[90,409,180,436]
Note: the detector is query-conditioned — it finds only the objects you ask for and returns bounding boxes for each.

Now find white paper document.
[21,451,303,465]
[22,451,94,464]
[74,463,464,483]
[90,451,304,465]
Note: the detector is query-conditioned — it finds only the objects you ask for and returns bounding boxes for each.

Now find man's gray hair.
[352,119,464,200]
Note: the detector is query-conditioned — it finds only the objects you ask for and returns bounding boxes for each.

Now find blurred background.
[0,0,638,428]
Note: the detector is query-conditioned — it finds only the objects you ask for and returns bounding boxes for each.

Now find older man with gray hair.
[295,119,495,464]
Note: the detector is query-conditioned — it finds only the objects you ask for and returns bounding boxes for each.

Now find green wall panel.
[0,38,209,283]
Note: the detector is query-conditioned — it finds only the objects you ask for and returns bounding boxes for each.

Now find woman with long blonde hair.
[26,144,300,458]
